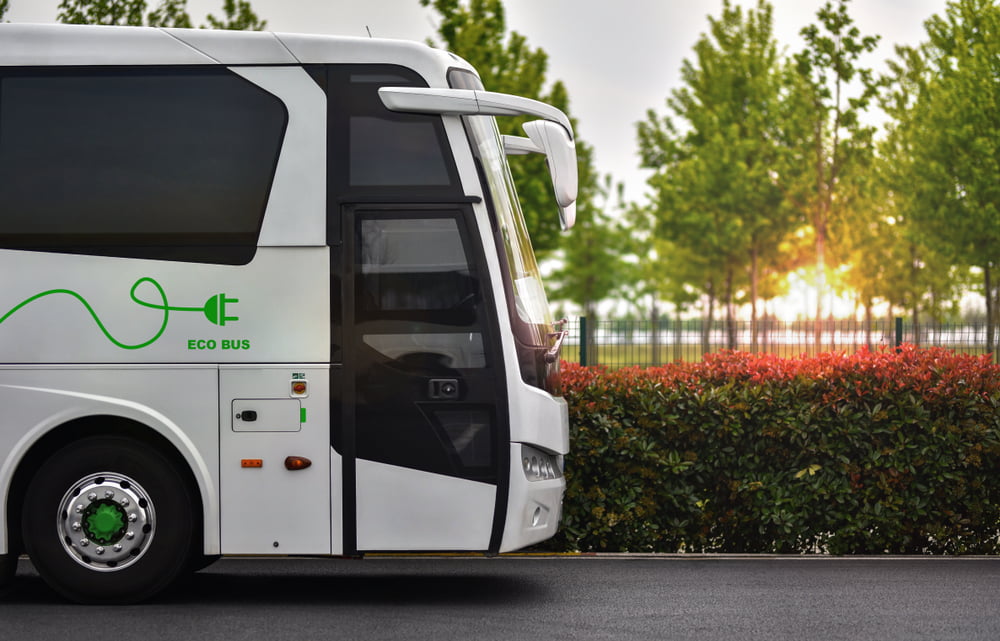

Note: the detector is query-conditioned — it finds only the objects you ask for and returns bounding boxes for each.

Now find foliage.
[550,346,1000,553]
[788,0,879,340]
[882,0,1000,354]
[638,0,794,347]
[57,0,145,25]
[548,170,628,358]
[0,0,9,21]
[146,0,191,28]
[204,0,265,31]
[57,0,264,29]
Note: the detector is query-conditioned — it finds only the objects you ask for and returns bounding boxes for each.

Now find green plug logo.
[202,293,239,326]
[0,277,243,350]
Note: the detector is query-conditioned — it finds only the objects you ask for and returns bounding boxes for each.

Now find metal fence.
[562,317,998,368]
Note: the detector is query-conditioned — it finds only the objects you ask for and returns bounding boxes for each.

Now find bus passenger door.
[345,206,505,552]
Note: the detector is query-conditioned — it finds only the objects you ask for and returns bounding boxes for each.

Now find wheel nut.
[71,521,82,532]
[75,504,84,513]
[104,490,115,499]
[95,546,105,555]
[79,538,89,547]
[87,492,97,501]
[120,498,130,507]
[126,531,135,540]
[113,544,123,553]
[128,513,138,523]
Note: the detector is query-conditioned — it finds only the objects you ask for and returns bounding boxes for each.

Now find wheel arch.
[4,413,217,558]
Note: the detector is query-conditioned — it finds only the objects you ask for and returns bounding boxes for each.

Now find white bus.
[0,23,576,603]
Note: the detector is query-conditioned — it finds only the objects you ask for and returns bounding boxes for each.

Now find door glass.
[359,218,479,323]
[353,213,496,481]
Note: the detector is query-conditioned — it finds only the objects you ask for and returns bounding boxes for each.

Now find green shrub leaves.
[552,346,1000,554]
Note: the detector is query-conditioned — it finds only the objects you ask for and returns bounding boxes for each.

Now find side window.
[326,66,461,205]
[0,68,286,264]
[349,116,451,187]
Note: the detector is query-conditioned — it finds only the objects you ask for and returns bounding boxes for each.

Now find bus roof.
[0,23,474,86]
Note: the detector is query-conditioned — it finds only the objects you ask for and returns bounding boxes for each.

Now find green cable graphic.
[0,277,238,350]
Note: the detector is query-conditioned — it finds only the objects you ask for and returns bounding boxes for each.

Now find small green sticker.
[300,407,307,423]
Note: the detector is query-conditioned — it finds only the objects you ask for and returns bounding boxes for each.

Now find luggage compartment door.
[220,366,332,554]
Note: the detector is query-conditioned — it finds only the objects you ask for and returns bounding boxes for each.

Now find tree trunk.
[649,299,661,367]
[813,110,827,352]
[864,299,873,351]
[911,244,920,347]
[750,245,759,353]
[674,304,683,363]
[702,284,716,357]
[986,263,995,359]
[725,267,736,350]
[585,303,599,366]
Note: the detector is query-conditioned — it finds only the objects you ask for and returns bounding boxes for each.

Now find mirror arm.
[502,135,544,156]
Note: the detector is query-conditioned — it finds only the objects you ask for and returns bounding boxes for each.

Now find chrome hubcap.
[57,473,154,572]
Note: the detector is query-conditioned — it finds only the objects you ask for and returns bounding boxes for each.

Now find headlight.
[521,444,562,481]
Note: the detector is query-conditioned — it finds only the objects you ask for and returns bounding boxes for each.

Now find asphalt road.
[2,556,999,641]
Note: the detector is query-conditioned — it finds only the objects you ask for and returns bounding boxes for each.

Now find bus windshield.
[465,114,554,331]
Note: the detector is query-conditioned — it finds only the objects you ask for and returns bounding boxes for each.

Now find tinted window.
[326,66,460,201]
[352,210,497,482]
[0,68,286,264]
[358,218,478,318]
[349,117,450,186]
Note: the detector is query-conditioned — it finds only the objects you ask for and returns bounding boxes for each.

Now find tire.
[0,554,15,597]
[22,435,195,604]
[189,554,221,572]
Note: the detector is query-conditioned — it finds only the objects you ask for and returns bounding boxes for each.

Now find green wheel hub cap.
[82,500,127,545]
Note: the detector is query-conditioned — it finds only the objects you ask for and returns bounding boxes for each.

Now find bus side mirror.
[522,120,577,230]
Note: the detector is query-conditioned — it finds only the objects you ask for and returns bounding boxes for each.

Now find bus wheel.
[0,554,15,597]
[22,436,194,604]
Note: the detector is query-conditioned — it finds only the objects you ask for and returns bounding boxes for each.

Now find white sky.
[7,0,950,202]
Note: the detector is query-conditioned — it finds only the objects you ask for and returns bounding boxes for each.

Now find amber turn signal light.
[284,456,312,471]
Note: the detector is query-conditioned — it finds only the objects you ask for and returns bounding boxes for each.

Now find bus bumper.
[499,442,566,552]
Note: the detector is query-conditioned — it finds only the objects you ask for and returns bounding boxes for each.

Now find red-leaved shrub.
[550,346,1000,554]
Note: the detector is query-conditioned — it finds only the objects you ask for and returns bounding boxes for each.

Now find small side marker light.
[241,459,263,468]
[284,456,312,471]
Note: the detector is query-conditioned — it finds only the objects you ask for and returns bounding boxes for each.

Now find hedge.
[549,345,1000,554]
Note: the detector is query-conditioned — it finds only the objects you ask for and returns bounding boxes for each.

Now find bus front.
[381,69,577,551]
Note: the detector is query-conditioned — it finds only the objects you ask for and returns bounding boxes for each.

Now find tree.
[421,0,575,257]
[57,0,264,30]
[146,0,192,28]
[885,0,1000,357]
[621,204,706,363]
[638,0,790,350]
[58,0,145,25]
[204,0,265,31]
[790,0,879,347]
[0,0,10,21]
[859,45,969,346]
[548,160,627,364]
